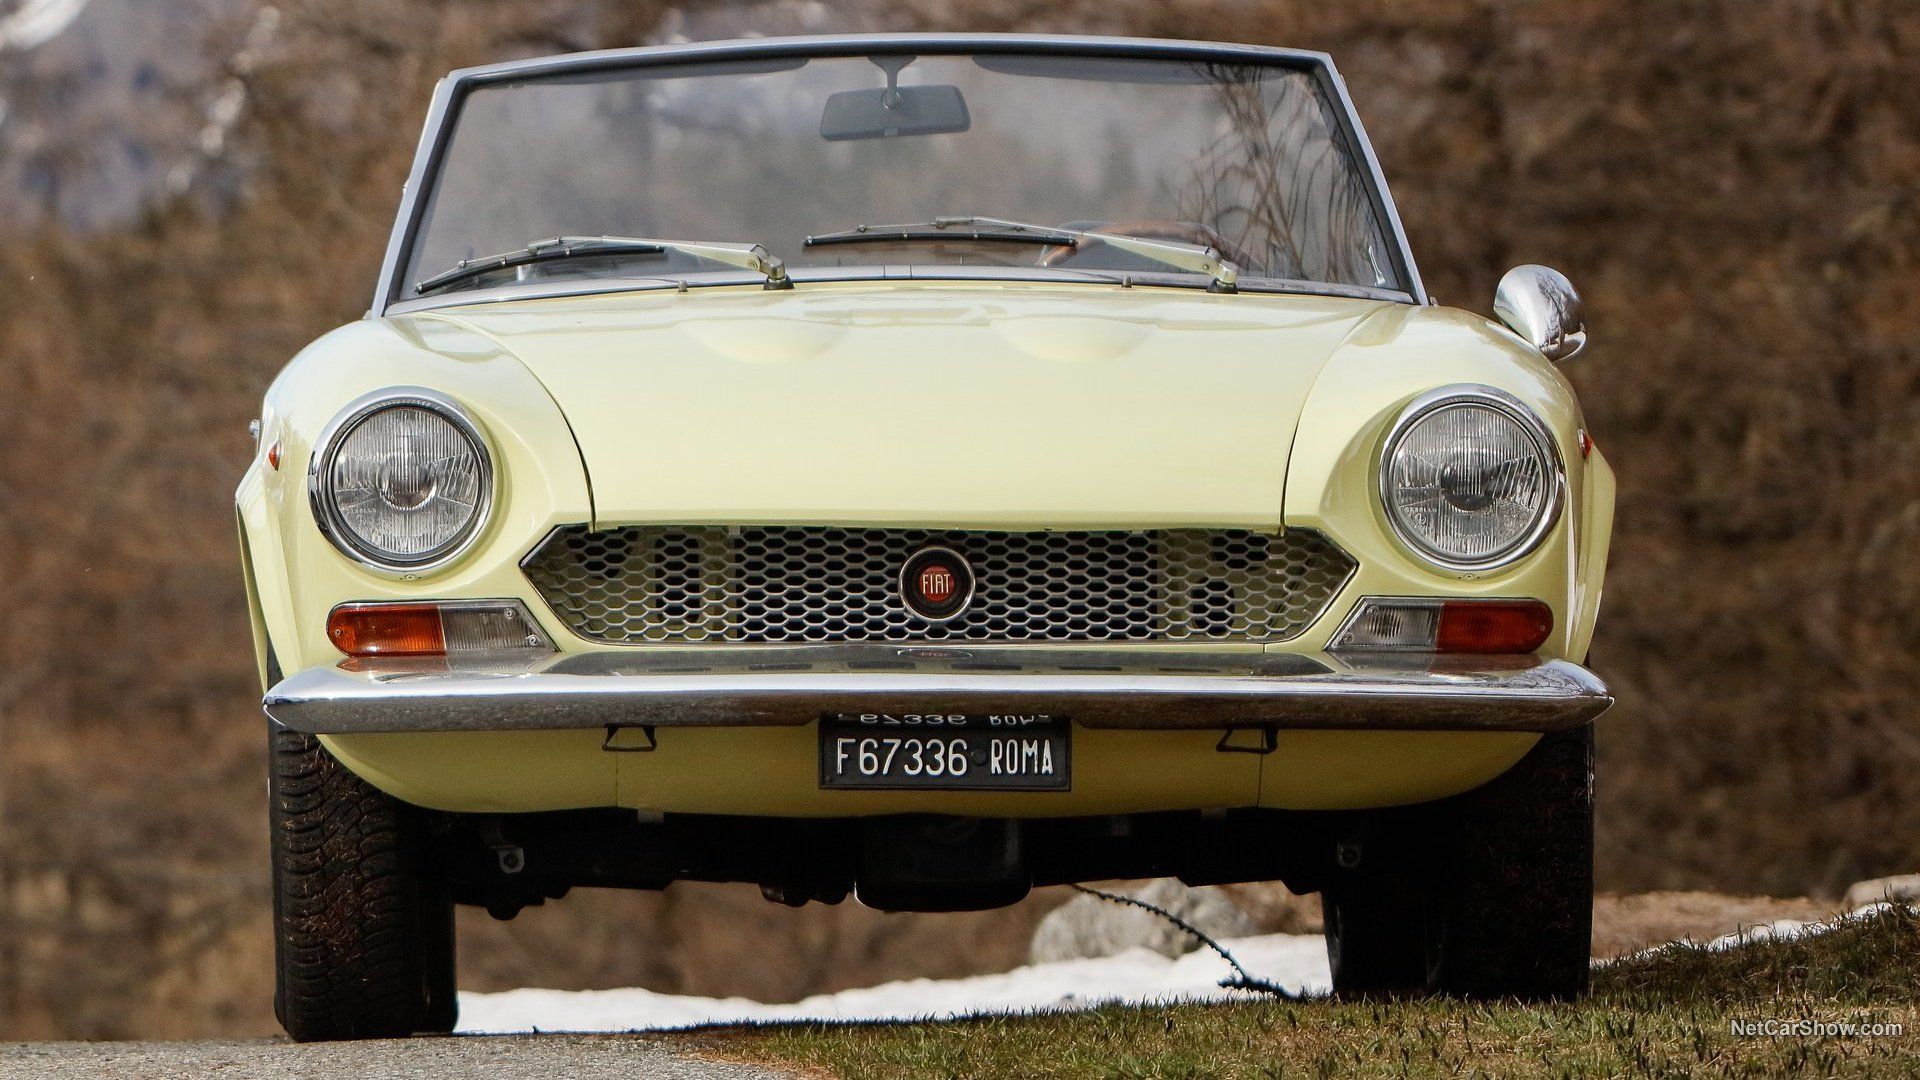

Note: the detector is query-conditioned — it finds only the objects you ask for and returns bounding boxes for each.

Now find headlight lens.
[313,392,492,570]
[1381,389,1560,569]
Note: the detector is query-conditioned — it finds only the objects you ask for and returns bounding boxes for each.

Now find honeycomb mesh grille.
[522,526,1355,646]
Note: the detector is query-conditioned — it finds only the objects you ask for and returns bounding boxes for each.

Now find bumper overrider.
[263,645,1611,736]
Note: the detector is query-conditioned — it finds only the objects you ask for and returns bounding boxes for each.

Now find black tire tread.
[1321,879,1428,997]
[1316,725,1594,1002]
[270,728,456,1041]
[1429,725,1594,999]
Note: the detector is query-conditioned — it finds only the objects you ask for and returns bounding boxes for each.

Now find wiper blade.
[806,216,1080,249]
[803,215,1238,292]
[414,235,791,295]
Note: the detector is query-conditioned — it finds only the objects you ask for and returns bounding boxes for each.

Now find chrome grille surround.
[522,526,1357,646]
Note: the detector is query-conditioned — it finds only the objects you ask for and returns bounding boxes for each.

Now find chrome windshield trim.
[264,648,1610,735]
[369,34,1428,316]
[446,34,1338,85]
[1320,63,1428,306]
[381,267,1415,318]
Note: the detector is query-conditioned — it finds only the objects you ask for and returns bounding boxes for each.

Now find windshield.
[399,49,1410,302]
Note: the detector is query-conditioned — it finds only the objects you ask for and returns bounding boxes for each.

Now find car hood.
[424,283,1391,529]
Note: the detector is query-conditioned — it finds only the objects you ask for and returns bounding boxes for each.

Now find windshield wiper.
[803,215,1238,292]
[807,216,1081,249]
[414,235,791,295]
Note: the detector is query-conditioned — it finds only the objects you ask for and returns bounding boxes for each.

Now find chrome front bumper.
[263,646,1612,736]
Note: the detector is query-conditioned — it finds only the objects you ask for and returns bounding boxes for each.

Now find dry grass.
[712,906,1920,1079]
[0,0,1916,1039]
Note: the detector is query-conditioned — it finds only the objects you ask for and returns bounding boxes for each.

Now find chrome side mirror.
[1494,264,1586,362]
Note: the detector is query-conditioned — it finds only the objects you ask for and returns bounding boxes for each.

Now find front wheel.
[1319,724,1593,1000]
[1425,724,1593,999]
[270,729,457,1041]
[1321,876,1427,997]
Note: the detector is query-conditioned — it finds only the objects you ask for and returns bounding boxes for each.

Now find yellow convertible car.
[237,33,1613,1040]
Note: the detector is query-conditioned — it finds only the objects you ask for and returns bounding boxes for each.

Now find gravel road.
[0,1035,796,1079]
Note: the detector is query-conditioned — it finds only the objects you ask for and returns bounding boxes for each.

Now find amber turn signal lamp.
[325,599,556,658]
[1332,597,1554,654]
[1436,599,1554,653]
[327,602,447,657]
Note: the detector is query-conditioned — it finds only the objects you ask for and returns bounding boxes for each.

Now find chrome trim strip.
[447,34,1337,85]
[307,387,497,577]
[369,34,1427,316]
[380,266,1418,319]
[1319,63,1428,305]
[370,76,456,319]
[1375,386,1567,574]
[264,647,1611,735]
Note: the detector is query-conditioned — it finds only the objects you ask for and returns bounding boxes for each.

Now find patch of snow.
[1695,901,1895,952]
[0,0,90,51]
[459,902,1914,1035]
[456,932,1332,1035]
[1844,874,1920,910]
[1598,901,1897,967]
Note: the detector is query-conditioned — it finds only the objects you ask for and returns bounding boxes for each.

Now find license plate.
[819,713,1070,790]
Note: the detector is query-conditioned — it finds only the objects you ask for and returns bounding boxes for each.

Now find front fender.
[1282,303,1610,659]
[237,314,593,680]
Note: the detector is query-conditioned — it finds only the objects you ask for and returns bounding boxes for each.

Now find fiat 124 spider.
[238,34,1613,1041]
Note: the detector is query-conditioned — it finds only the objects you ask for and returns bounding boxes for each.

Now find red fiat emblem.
[901,546,973,622]
[918,563,957,604]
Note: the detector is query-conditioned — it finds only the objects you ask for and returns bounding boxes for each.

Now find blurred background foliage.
[0,0,1915,1040]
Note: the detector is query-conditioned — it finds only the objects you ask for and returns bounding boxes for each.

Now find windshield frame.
[370,33,1429,317]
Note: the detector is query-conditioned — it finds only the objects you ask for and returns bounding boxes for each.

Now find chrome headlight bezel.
[1376,386,1564,573]
[308,388,495,575]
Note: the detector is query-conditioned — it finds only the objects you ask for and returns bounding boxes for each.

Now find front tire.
[1319,724,1593,1001]
[270,729,457,1041]
[1321,869,1426,996]
[1425,724,1593,999]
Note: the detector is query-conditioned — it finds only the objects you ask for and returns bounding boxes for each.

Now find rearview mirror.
[1494,264,1587,362]
[820,85,971,141]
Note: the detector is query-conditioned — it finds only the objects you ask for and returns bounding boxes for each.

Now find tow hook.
[479,821,525,875]
[1215,727,1278,754]
[603,724,658,752]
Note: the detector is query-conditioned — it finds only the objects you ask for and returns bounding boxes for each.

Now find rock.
[1217,882,1325,935]
[1029,879,1263,964]
[1843,874,1920,910]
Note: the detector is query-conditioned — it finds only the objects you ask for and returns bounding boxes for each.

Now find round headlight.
[1379,388,1561,570]
[311,390,493,571]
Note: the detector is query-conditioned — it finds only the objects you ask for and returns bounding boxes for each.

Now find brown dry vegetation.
[724,904,1920,1080]
[0,0,1916,1041]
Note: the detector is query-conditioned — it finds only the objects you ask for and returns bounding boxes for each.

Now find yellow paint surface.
[241,281,1612,815]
